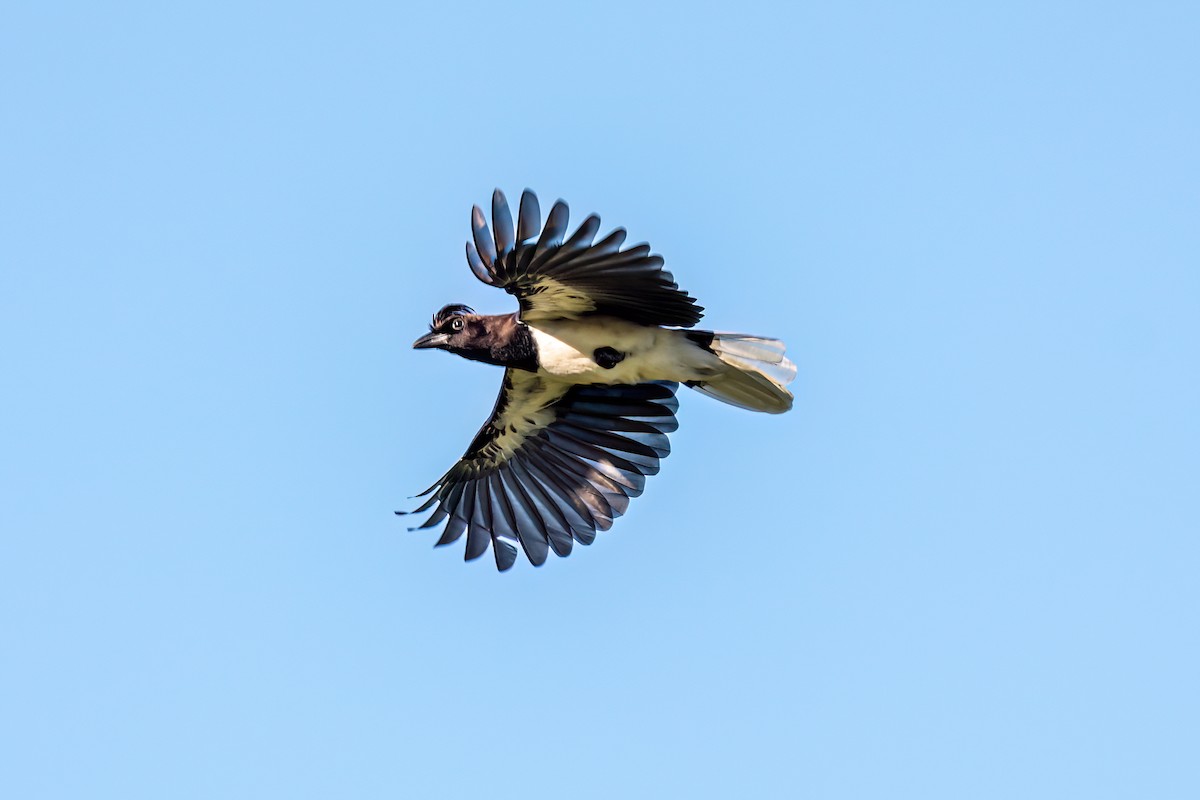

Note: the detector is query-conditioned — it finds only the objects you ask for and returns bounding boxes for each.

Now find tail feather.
[688,333,795,414]
[706,334,789,365]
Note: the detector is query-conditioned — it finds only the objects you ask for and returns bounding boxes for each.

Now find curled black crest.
[431,303,475,330]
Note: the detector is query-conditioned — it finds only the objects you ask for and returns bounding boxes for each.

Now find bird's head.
[412,304,486,354]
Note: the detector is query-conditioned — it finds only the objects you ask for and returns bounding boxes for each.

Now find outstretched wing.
[464,189,704,327]
[399,370,680,570]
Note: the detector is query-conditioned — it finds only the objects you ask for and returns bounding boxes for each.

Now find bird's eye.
[450,317,465,331]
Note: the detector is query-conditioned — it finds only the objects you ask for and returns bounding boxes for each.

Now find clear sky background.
[2,2,1197,798]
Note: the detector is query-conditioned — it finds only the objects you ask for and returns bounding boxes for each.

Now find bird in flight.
[399,189,796,570]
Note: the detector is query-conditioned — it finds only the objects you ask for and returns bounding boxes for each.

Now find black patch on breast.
[594,347,625,369]
[490,323,539,372]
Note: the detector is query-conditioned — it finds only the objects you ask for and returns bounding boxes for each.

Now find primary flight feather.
[399,189,796,570]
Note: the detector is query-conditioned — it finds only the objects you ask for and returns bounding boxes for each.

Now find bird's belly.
[527,318,717,385]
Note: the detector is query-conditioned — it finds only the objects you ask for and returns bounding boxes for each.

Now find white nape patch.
[521,277,596,320]
[527,317,720,385]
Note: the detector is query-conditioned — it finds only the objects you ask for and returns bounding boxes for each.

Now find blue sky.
[2,2,1197,798]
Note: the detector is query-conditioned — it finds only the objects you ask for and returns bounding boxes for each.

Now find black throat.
[455,314,539,372]
[489,321,539,372]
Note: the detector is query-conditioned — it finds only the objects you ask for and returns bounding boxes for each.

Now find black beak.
[413,331,449,350]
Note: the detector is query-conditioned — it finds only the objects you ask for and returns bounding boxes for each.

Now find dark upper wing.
[463,188,704,327]
[398,369,680,570]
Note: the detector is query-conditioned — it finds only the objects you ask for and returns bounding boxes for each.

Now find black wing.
[399,370,680,570]
[464,189,704,327]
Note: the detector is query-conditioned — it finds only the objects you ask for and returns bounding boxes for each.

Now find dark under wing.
[399,370,680,570]
[464,189,704,328]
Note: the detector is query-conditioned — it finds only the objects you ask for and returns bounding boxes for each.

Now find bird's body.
[400,189,796,570]
[527,316,721,384]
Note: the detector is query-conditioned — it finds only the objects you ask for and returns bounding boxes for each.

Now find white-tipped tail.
[688,333,796,414]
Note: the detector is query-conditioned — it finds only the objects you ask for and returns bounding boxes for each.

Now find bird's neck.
[459,314,538,372]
